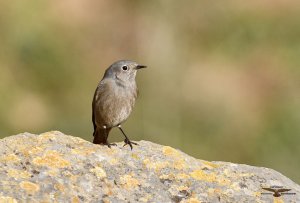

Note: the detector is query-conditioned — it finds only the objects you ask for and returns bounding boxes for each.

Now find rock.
[0,131,299,202]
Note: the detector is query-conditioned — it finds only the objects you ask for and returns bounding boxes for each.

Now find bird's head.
[104,60,147,83]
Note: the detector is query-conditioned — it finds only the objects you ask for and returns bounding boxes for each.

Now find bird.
[92,60,147,150]
[262,187,291,197]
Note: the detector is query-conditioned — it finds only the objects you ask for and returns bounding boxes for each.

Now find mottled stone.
[0,131,299,202]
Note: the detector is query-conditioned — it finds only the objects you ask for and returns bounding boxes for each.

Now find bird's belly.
[95,95,135,127]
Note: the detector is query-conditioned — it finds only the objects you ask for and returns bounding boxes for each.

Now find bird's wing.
[92,81,110,133]
[262,188,275,192]
[92,87,98,134]
[278,189,291,193]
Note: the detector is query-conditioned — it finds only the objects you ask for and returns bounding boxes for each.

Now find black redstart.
[92,60,147,150]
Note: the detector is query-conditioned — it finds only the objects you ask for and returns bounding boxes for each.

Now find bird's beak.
[136,64,147,69]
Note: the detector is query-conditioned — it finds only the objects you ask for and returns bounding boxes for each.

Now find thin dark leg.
[118,125,138,150]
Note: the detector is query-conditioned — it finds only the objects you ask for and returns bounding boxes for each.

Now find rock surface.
[0,131,299,202]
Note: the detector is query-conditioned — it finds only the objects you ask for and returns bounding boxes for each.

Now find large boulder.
[0,131,299,202]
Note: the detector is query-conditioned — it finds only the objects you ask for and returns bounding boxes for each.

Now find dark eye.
[122,65,128,71]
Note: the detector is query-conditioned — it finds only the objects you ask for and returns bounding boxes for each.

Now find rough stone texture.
[0,131,299,203]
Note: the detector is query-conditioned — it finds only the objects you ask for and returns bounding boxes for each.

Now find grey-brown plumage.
[92,60,146,150]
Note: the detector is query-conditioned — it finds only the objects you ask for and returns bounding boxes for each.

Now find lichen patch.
[190,170,217,182]
[19,181,40,194]
[7,169,31,179]
[182,197,201,203]
[90,167,107,179]
[201,160,219,169]
[0,196,18,203]
[0,154,20,163]
[32,150,70,168]
[162,146,180,157]
[120,174,140,189]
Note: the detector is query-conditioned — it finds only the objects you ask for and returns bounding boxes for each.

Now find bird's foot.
[123,138,138,150]
[104,142,117,148]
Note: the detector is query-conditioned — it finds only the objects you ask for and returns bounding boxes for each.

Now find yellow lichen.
[273,197,284,203]
[159,174,175,180]
[143,159,150,165]
[39,132,57,141]
[48,169,59,176]
[217,177,231,186]
[0,154,20,163]
[131,153,139,159]
[177,185,189,191]
[71,147,96,156]
[182,197,201,203]
[72,196,80,203]
[176,173,190,179]
[174,159,186,170]
[32,150,70,168]
[109,158,118,165]
[54,183,65,192]
[138,194,152,202]
[19,181,40,194]
[7,169,31,179]
[120,174,140,189]
[238,173,254,177]
[162,146,180,157]
[21,146,44,157]
[143,159,169,172]
[0,196,18,203]
[201,160,219,169]
[190,170,217,182]
[90,167,107,179]
[253,191,261,197]
[29,147,43,155]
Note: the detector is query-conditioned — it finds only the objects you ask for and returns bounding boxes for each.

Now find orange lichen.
[71,147,96,156]
[120,174,140,189]
[19,181,40,194]
[32,150,70,168]
[72,196,80,203]
[54,183,65,192]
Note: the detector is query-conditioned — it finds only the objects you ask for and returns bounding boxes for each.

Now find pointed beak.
[136,64,147,69]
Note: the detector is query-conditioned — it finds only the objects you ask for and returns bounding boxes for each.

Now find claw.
[105,142,117,148]
[123,138,138,150]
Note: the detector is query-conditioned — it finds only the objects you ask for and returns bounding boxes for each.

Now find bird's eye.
[122,65,128,71]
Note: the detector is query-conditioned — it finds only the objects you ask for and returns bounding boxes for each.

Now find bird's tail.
[93,127,110,144]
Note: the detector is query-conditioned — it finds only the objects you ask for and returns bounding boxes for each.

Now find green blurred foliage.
[0,1,299,182]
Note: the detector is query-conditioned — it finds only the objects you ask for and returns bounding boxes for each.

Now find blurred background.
[0,1,299,183]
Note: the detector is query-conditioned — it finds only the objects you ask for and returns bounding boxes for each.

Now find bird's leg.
[103,125,117,148]
[117,125,138,150]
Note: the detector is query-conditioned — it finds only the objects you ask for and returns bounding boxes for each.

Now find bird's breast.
[95,81,137,127]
